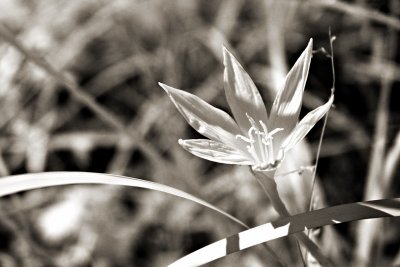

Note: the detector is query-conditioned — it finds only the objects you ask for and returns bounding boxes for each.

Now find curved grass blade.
[0,171,248,229]
[169,198,400,267]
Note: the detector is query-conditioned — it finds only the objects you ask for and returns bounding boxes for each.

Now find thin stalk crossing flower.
[159,39,333,172]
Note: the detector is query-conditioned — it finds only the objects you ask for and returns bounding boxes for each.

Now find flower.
[159,39,333,171]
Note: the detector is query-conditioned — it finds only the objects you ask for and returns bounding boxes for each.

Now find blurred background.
[0,0,399,266]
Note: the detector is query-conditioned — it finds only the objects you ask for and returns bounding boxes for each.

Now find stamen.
[259,120,268,134]
[247,145,259,161]
[267,134,274,164]
[236,128,259,162]
[245,113,258,129]
[261,138,270,146]
[258,121,270,160]
[263,127,284,164]
[236,135,253,143]
[248,127,257,140]
[262,127,283,149]
[254,128,264,162]
[268,128,284,137]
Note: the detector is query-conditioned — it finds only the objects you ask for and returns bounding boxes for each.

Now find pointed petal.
[282,95,334,151]
[223,47,268,132]
[269,39,313,140]
[179,139,254,165]
[159,83,243,148]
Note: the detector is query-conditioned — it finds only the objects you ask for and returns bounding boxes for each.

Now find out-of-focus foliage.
[0,0,399,266]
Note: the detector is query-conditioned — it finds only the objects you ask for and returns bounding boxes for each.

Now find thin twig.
[308,29,336,212]
[304,30,336,266]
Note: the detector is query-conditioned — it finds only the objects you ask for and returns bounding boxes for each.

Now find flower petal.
[223,47,268,133]
[269,39,313,140]
[179,139,254,165]
[159,83,243,148]
[281,95,334,151]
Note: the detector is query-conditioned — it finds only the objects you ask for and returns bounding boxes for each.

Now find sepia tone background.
[0,0,399,266]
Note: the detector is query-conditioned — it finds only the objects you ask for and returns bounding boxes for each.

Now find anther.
[236,135,253,143]
[259,120,268,134]
[268,128,284,136]
[245,113,258,129]
[248,127,257,140]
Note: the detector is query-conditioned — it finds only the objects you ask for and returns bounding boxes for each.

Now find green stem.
[253,169,334,267]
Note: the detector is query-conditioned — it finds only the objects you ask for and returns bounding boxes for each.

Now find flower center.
[236,114,283,170]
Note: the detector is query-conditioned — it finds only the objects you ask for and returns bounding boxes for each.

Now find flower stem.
[252,169,334,267]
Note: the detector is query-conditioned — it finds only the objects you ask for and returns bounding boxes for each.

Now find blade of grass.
[169,197,400,267]
[0,171,248,228]
[0,171,285,266]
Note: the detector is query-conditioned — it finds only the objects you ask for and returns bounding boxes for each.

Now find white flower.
[159,39,333,171]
